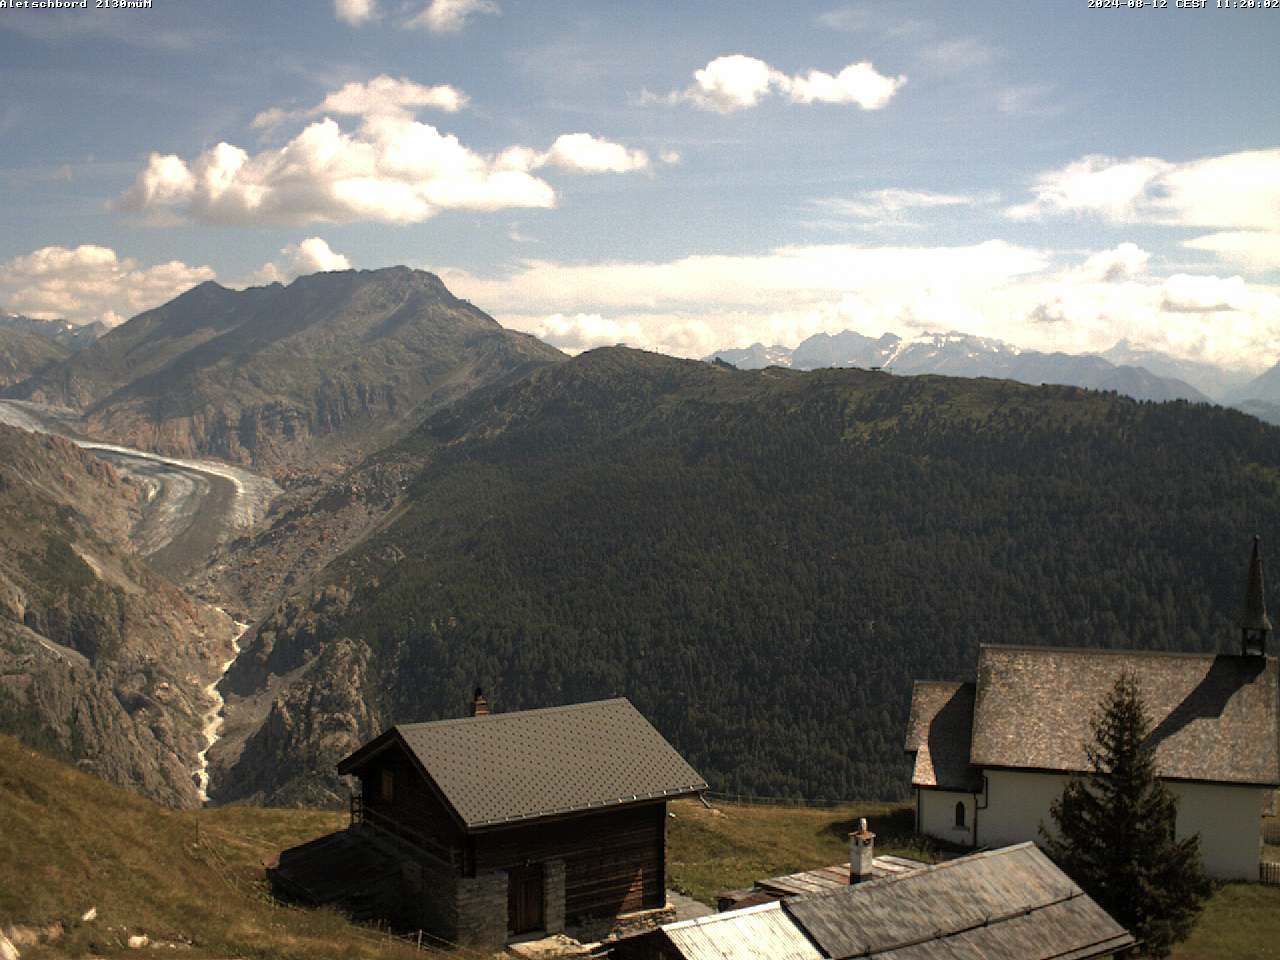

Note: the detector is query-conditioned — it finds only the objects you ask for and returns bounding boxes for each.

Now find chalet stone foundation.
[544,859,567,935]
[401,855,462,940]
[455,871,509,947]
[569,903,676,944]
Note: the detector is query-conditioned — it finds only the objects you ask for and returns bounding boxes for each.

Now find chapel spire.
[1240,536,1271,656]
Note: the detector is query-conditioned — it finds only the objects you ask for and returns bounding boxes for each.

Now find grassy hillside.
[223,347,1280,803]
[0,734,429,959]
[3,740,1275,959]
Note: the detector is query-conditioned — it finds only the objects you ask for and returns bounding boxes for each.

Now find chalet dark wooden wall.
[473,802,666,920]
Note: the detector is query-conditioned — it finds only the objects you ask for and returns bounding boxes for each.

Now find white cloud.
[0,244,215,326]
[818,188,981,226]
[438,241,1280,371]
[919,37,995,72]
[247,237,352,286]
[252,75,467,130]
[996,84,1057,116]
[687,55,777,112]
[118,98,652,225]
[334,0,376,25]
[655,54,906,114]
[1076,242,1150,283]
[406,0,499,33]
[524,313,647,353]
[816,7,869,32]
[1008,149,1280,230]
[538,133,650,174]
[1183,232,1280,273]
[779,62,907,109]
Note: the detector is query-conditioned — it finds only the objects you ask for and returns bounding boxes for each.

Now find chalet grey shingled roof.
[971,645,1280,785]
[903,681,983,792]
[374,698,707,829]
[782,843,1134,960]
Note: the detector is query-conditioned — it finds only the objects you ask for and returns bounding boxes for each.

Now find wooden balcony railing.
[349,793,458,867]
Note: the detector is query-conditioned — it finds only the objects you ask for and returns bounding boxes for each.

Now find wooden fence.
[1263,822,1280,845]
[1260,861,1280,886]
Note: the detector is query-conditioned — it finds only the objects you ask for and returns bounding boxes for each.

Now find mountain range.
[7,267,1280,810]
[7,269,564,475]
[0,311,109,350]
[712,330,1280,427]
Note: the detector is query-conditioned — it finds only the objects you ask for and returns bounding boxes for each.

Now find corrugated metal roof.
[662,902,823,960]
[348,698,707,829]
[972,646,1280,785]
[903,681,982,792]
[782,843,1134,960]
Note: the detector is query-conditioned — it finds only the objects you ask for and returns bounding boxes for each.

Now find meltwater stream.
[195,614,251,803]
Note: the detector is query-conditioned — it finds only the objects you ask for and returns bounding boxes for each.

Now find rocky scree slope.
[0,423,237,807]
[8,267,564,476]
[212,348,1280,804]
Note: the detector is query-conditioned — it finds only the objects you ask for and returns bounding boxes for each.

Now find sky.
[1,0,1277,368]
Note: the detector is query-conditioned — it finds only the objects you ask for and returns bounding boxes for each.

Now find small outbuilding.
[615,843,1134,960]
[271,695,706,946]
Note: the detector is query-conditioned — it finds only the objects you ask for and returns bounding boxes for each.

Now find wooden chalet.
[271,694,707,946]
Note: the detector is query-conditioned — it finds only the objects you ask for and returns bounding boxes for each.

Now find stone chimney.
[849,817,876,884]
[469,686,490,717]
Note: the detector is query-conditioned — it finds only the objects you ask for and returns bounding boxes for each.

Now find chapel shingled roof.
[902,681,983,792]
[970,645,1280,785]
[906,646,1280,788]
[337,697,707,829]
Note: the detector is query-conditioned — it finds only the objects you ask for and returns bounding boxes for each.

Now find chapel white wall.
[917,789,976,847]
[941,769,1268,881]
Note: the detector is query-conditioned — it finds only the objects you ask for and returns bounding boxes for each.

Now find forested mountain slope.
[8,268,564,475]
[0,423,236,807]
[215,349,1280,804]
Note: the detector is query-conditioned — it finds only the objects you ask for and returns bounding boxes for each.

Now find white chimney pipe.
[849,817,876,885]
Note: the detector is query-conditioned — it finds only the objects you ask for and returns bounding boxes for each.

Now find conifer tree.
[1041,673,1211,958]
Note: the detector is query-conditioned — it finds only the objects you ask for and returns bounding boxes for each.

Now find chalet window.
[954,801,966,829]
[381,769,395,803]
